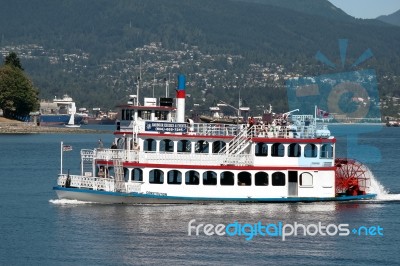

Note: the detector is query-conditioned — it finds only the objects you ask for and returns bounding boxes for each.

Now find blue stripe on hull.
[53,186,377,203]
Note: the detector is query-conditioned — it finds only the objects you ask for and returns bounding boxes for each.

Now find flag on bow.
[63,144,73,152]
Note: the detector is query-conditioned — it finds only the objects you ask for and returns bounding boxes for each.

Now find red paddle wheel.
[335,158,371,196]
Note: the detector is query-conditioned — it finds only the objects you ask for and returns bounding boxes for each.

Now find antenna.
[152,73,156,98]
[139,57,142,81]
[136,76,140,106]
[164,77,169,97]
[136,57,142,105]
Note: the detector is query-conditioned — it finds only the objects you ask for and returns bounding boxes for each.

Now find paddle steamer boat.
[54,75,376,203]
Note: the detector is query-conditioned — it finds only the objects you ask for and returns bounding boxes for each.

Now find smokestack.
[176,74,186,122]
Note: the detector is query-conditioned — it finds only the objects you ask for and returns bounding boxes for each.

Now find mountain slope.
[377,9,400,26]
[0,0,399,61]
[235,0,354,21]
[0,0,399,112]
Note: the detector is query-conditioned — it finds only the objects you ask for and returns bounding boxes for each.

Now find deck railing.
[188,121,324,139]
[57,174,143,193]
[94,149,254,166]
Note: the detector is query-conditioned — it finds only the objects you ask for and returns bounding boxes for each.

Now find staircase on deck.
[113,158,126,192]
[218,126,253,165]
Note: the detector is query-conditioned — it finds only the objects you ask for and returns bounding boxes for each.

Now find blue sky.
[329,0,400,18]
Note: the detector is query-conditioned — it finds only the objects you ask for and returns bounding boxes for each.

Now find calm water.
[0,125,399,265]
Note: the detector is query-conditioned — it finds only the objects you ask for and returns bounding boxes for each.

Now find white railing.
[188,121,321,139]
[219,126,252,155]
[57,174,143,193]
[222,154,254,166]
[81,149,94,161]
[94,149,138,161]
[142,152,225,165]
[189,117,330,139]
[189,123,239,136]
[94,149,254,166]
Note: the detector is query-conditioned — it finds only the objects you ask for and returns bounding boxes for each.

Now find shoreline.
[0,122,111,134]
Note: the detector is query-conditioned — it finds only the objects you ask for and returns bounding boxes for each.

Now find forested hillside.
[0,0,399,116]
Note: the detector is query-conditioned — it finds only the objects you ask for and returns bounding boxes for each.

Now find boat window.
[97,166,106,178]
[132,168,143,181]
[255,172,268,186]
[123,109,134,120]
[238,171,251,186]
[144,139,156,152]
[195,140,209,153]
[272,172,286,186]
[203,171,217,185]
[167,170,182,184]
[117,138,125,149]
[320,144,333,158]
[299,172,313,187]
[160,139,174,152]
[185,170,200,185]
[212,141,226,153]
[288,143,301,157]
[149,169,164,184]
[155,111,169,120]
[106,167,113,178]
[271,143,285,157]
[138,110,151,120]
[124,167,129,181]
[220,171,234,186]
[177,140,191,153]
[255,143,268,157]
[304,144,317,158]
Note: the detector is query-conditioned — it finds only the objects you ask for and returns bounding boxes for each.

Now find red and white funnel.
[176,74,186,122]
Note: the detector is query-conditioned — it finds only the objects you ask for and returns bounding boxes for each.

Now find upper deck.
[111,91,334,168]
[104,114,335,168]
[117,114,331,140]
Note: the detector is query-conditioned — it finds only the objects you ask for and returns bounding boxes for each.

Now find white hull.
[54,187,376,204]
[55,188,206,204]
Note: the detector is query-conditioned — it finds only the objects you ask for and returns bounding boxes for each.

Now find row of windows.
[139,138,333,158]
[121,109,170,121]
[255,143,333,158]
[107,168,314,187]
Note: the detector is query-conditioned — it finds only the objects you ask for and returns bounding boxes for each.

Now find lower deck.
[57,165,336,199]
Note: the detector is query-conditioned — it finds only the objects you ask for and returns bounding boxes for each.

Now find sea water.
[0,125,399,265]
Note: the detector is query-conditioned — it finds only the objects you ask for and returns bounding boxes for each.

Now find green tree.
[4,52,24,70]
[0,64,39,120]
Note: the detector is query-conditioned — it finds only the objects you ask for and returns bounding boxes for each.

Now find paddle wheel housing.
[335,158,372,196]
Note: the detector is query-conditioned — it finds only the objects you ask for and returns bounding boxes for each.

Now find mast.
[60,141,63,174]
[152,73,156,98]
[136,57,142,105]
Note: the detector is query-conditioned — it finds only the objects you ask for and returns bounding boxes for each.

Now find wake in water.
[369,172,400,201]
[49,199,94,205]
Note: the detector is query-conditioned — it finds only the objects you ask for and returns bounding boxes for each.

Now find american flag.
[63,145,73,152]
